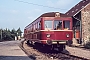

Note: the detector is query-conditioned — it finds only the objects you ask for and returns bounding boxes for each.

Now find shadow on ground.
[0,56,32,60]
[27,43,70,54]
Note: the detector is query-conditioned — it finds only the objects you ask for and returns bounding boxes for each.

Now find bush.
[84,41,90,49]
[0,28,22,41]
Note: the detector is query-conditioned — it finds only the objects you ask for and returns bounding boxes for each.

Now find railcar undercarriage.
[26,40,66,51]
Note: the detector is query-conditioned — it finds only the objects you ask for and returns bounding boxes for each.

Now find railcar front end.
[24,12,73,51]
[40,30,73,45]
[39,17,73,51]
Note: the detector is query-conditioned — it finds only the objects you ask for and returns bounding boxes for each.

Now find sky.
[0,0,82,32]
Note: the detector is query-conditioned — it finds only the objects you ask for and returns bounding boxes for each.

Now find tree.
[17,27,22,37]
[0,28,22,41]
[11,28,17,40]
[2,29,13,40]
[0,29,3,41]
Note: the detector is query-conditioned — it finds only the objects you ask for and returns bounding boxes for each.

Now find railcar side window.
[39,22,41,29]
[44,20,52,29]
[34,24,35,31]
[54,20,62,30]
[37,21,41,30]
[37,22,39,30]
[63,21,70,30]
[36,23,38,30]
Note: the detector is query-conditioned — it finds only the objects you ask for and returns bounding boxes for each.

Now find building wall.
[81,3,90,44]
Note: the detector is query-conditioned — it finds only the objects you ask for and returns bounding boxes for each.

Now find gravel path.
[22,41,87,60]
[66,46,90,60]
[22,42,50,60]
[0,40,32,60]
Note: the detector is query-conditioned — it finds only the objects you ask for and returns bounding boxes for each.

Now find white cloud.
[46,0,81,10]
[26,9,42,14]
[47,1,55,8]
[46,0,81,13]
[28,16,34,20]
[11,10,19,14]
[34,9,42,12]
[26,9,43,21]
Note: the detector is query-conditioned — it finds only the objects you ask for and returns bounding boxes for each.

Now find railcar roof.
[40,12,70,17]
[65,0,90,16]
[25,12,71,29]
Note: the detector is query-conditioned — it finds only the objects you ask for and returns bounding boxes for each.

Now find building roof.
[65,0,90,16]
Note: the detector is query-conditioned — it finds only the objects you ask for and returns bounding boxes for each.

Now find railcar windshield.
[54,20,70,30]
[63,21,70,30]
[44,20,52,30]
[54,20,62,30]
[44,20,70,30]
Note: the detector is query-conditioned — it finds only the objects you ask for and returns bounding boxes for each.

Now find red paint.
[41,31,73,40]
[24,13,73,45]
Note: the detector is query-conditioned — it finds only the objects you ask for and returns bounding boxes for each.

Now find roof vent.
[82,6,84,8]
[77,4,79,6]
[67,13,69,15]
[75,9,78,11]
[83,1,85,3]
[72,11,74,13]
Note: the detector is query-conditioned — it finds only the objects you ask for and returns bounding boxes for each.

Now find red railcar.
[24,12,73,51]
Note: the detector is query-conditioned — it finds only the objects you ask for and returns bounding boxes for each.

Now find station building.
[65,0,90,45]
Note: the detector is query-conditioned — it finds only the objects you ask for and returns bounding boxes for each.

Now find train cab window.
[44,20,52,30]
[63,21,70,30]
[54,20,62,30]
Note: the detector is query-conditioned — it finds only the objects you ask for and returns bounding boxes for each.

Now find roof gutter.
[73,16,80,21]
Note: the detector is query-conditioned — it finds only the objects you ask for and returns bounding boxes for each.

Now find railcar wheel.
[40,44,53,53]
[27,40,30,44]
[66,40,73,46]
[58,44,65,51]
[63,45,66,49]
[26,40,34,46]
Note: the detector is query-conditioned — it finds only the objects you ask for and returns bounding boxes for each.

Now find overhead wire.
[14,0,67,10]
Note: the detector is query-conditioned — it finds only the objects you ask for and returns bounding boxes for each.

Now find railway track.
[19,40,88,60]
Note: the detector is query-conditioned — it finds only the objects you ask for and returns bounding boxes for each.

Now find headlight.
[46,34,50,38]
[66,34,69,38]
[47,40,52,45]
